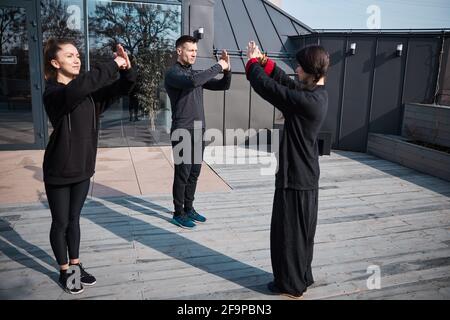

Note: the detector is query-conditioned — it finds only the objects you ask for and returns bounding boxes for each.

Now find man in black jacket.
[164,35,231,229]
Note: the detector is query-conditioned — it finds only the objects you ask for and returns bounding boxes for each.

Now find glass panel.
[0,5,35,145]
[88,0,181,147]
[41,0,85,48]
[41,0,86,137]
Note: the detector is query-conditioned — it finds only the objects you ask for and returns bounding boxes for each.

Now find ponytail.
[43,38,76,80]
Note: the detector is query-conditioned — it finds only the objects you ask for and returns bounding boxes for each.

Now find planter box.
[402,103,450,148]
[367,133,450,182]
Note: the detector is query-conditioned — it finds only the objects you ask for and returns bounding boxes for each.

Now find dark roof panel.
[293,21,310,35]
[221,0,261,51]
[264,3,299,51]
[228,56,245,73]
[194,56,245,73]
[273,58,295,74]
[262,0,314,34]
[213,0,313,55]
[193,57,218,71]
[214,0,239,51]
[242,0,285,53]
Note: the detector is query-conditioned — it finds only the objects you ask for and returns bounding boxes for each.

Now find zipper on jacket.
[67,114,72,132]
[89,95,96,131]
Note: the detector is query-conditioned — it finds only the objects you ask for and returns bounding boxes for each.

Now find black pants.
[45,179,90,266]
[171,128,205,214]
[270,188,318,296]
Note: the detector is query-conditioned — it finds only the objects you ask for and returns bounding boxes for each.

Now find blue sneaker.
[185,209,207,223]
[171,213,196,229]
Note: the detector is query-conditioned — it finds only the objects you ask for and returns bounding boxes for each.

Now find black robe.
[246,59,328,295]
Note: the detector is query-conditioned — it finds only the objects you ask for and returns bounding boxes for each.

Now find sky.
[281,0,450,30]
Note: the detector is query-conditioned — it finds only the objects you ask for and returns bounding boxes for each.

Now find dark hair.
[296,45,329,89]
[175,35,198,49]
[43,38,76,80]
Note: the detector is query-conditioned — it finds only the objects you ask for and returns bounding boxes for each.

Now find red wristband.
[245,58,259,75]
[264,58,275,76]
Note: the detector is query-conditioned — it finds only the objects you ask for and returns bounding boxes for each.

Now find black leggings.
[45,179,90,266]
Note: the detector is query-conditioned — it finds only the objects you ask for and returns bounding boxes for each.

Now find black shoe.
[70,262,97,286]
[59,270,84,295]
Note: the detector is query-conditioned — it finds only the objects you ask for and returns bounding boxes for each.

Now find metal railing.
[213,49,295,59]
[296,28,450,36]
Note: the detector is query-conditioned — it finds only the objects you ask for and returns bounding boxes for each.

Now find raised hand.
[218,59,229,72]
[220,49,231,71]
[113,52,127,69]
[115,44,131,69]
[246,41,262,60]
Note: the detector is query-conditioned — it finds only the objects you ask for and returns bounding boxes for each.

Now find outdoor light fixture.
[349,42,356,55]
[196,27,204,39]
[396,43,403,57]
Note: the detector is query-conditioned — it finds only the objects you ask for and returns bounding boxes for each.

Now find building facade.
[1,0,449,152]
[1,0,182,150]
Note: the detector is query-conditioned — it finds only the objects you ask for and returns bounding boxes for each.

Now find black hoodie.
[246,59,328,190]
[43,60,136,185]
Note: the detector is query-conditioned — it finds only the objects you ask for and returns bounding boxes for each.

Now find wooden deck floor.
[0,148,449,300]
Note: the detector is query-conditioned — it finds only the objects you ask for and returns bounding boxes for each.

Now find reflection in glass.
[41,0,85,48]
[0,6,34,145]
[89,0,181,147]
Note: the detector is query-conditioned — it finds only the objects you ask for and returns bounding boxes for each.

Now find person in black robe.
[245,41,329,299]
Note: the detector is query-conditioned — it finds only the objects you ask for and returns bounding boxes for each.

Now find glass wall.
[40,0,181,147]
[0,4,34,145]
[89,0,180,147]
[41,0,85,50]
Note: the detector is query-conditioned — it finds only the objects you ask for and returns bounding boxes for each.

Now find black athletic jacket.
[164,62,231,130]
[246,58,328,190]
[43,61,136,185]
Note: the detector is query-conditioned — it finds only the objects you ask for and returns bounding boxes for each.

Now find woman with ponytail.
[246,42,329,299]
[42,38,136,294]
